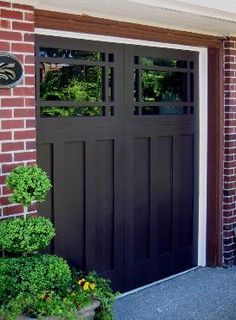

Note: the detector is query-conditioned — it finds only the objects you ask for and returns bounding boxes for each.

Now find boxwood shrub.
[0,254,72,301]
[0,216,55,254]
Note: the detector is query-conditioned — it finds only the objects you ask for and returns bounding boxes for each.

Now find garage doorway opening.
[36,33,207,292]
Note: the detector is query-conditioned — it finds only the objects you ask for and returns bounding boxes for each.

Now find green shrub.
[0,254,72,301]
[6,165,52,207]
[0,216,55,254]
[75,272,119,320]
[0,292,77,320]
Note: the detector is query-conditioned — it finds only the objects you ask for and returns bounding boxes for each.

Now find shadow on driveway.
[113,267,236,320]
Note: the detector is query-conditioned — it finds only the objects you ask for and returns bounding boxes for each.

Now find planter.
[77,300,100,319]
[17,300,101,320]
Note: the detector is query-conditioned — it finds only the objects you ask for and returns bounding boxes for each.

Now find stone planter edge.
[16,300,101,320]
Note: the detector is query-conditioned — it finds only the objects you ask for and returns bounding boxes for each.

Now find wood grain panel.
[156,136,173,255]
[133,137,150,261]
[94,140,114,271]
[35,9,222,48]
[62,141,85,268]
[207,46,224,266]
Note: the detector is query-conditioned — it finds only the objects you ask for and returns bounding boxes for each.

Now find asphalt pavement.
[113,266,236,320]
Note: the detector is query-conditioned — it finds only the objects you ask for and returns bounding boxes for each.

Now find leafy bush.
[0,216,55,254]
[0,254,72,301]
[6,165,52,207]
[0,268,117,320]
[0,292,76,320]
[75,272,119,320]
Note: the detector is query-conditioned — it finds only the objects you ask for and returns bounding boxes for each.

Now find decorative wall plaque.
[0,53,24,88]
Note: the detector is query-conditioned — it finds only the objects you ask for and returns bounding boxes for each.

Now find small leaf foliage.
[6,165,52,207]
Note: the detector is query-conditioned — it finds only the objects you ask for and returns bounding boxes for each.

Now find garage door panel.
[156,135,173,255]
[133,137,151,262]
[93,139,115,271]
[37,37,198,292]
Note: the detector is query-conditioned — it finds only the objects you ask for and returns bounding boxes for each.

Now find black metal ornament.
[0,53,24,88]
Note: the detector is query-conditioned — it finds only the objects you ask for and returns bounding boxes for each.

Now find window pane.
[190,73,194,102]
[108,67,114,102]
[141,106,187,115]
[40,106,105,117]
[40,63,104,102]
[39,47,105,61]
[141,57,188,68]
[134,69,139,102]
[141,71,187,102]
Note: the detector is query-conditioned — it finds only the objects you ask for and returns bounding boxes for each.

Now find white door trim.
[36,28,208,267]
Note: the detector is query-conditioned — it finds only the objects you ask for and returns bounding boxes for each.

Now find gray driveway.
[113,267,236,320]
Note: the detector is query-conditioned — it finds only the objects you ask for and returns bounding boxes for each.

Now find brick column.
[223,38,236,265]
[0,1,36,218]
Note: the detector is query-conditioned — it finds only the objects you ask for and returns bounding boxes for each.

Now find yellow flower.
[78,278,86,286]
[83,282,90,290]
[89,283,96,290]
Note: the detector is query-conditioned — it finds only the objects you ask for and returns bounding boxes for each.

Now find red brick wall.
[223,38,236,265]
[0,1,36,218]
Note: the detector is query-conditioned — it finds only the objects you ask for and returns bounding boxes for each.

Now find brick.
[3,205,23,216]
[25,98,35,106]
[24,12,34,21]
[1,98,24,107]
[12,3,33,11]
[0,1,11,7]
[224,42,235,48]
[11,43,34,53]
[1,9,23,20]
[1,120,24,129]
[24,33,35,42]
[2,163,20,174]
[0,109,12,118]
[14,108,35,118]
[26,119,36,128]
[24,65,35,75]
[26,141,36,149]
[0,19,11,29]
[0,197,9,206]
[24,55,35,64]
[14,130,36,140]
[14,151,36,161]
[0,176,7,185]
[13,87,35,96]
[13,54,24,63]
[2,186,11,196]
[0,153,12,162]
[0,30,22,41]
[0,41,10,51]
[24,76,35,86]
[2,142,24,152]
[12,21,34,32]
[0,131,12,140]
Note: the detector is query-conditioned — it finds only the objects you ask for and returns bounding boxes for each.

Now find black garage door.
[36,35,198,292]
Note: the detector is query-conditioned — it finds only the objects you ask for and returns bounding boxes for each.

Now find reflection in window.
[40,106,105,117]
[190,73,194,103]
[141,106,187,115]
[141,70,187,102]
[134,69,139,102]
[141,57,188,68]
[40,63,105,102]
[39,47,105,61]
[108,67,114,102]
